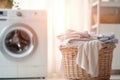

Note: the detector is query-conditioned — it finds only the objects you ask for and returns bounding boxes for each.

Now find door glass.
[5,30,30,54]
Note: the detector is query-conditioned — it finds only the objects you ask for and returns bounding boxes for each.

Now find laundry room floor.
[1,75,120,80]
[110,75,120,80]
[47,75,120,80]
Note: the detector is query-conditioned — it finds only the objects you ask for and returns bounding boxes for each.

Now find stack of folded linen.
[57,29,97,46]
[97,33,118,44]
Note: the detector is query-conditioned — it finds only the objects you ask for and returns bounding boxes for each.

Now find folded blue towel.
[99,37,110,41]
[98,33,115,39]
[104,38,118,44]
[97,33,118,44]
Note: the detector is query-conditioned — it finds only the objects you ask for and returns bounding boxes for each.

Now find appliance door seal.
[0,23,38,59]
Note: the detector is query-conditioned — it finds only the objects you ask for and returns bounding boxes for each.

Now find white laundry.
[76,40,102,77]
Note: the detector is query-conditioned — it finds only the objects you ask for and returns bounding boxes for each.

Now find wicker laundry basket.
[59,43,116,80]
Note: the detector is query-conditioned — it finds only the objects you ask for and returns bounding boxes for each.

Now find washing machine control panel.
[0,10,43,20]
[16,12,22,17]
[0,11,7,16]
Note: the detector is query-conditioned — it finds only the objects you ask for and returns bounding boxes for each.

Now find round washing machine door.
[0,23,37,58]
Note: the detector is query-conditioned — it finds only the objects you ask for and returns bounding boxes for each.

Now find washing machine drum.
[0,23,37,58]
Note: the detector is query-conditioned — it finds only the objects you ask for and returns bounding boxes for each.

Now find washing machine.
[0,9,47,79]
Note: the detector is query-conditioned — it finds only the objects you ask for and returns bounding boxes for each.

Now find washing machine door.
[0,23,37,59]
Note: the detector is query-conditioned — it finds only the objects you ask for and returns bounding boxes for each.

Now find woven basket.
[93,14,119,24]
[60,43,116,80]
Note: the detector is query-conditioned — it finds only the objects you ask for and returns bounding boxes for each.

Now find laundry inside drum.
[5,30,31,54]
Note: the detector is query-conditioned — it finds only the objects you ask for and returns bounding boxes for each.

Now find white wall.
[100,25,120,69]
